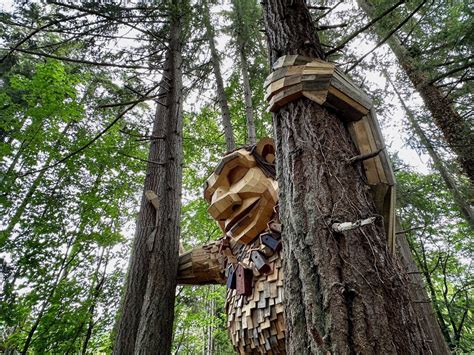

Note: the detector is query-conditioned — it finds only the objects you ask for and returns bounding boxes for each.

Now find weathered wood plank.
[272,54,313,70]
[351,119,380,184]
[367,108,396,185]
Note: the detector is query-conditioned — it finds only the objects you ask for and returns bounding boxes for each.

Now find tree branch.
[332,217,376,232]
[0,13,88,63]
[395,226,425,235]
[48,1,168,47]
[345,0,427,73]
[18,82,162,178]
[348,147,384,164]
[326,0,406,56]
[97,92,168,109]
[314,1,343,22]
[117,151,166,166]
[8,48,156,70]
[315,23,347,31]
[307,6,331,10]
[429,62,473,85]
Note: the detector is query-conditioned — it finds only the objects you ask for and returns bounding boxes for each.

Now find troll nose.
[208,191,242,220]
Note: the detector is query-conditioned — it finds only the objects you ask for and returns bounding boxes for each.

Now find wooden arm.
[177,240,226,285]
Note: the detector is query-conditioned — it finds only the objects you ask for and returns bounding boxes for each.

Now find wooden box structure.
[265,55,396,253]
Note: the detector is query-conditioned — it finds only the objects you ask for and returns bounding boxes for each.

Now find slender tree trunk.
[206,285,215,355]
[386,72,474,227]
[357,0,474,185]
[63,247,108,355]
[238,43,257,144]
[262,1,429,353]
[113,6,183,354]
[1,122,73,247]
[81,248,108,354]
[398,225,453,353]
[203,3,236,151]
[21,234,77,354]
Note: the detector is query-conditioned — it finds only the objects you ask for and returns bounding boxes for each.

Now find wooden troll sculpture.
[177,138,285,354]
[176,55,399,354]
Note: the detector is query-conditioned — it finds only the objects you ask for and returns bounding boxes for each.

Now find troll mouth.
[224,198,260,233]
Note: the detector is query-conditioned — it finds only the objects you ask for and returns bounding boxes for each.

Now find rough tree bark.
[203,2,236,151]
[385,72,474,227]
[113,8,183,354]
[262,0,432,353]
[357,0,474,185]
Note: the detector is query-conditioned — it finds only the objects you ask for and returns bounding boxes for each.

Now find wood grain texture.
[264,55,371,121]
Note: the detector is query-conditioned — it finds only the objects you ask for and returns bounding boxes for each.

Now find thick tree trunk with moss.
[357,0,474,185]
[262,1,430,353]
[113,9,183,355]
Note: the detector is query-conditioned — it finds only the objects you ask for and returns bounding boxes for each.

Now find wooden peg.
[268,220,282,235]
[236,264,253,296]
[145,190,159,209]
[251,251,271,274]
[261,233,282,252]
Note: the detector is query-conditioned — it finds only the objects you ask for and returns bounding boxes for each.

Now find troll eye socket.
[228,166,248,185]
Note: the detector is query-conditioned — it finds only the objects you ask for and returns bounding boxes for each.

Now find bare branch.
[429,62,473,85]
[345,0,427,73]
[348,147,384,164]
[48,1,168,47]
[395,226,425,235]
[96,92,168,109]
[316,23,347,31]
[0,13,88,63]
[332,217,376,232]
[307,6,331,10]
[314,1,343,22]
[117,151,166,166]
[326,0,406,56]
[8,48,156,70]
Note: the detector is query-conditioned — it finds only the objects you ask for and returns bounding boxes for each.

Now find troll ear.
[256,138,276,164]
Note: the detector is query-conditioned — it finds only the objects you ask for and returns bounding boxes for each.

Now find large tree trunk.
[113,9,183,354]
[357,0,474,185]
[262,1,430,353]
[386,72,474,227]
[204,3,236,151]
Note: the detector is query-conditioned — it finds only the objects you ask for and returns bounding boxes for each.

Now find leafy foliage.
[397,169,473,352]
[0,0,472,353]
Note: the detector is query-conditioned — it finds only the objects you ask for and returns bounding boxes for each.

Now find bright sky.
[0,0,433,174]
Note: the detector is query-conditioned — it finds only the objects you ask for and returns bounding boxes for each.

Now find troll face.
[204,139,278,244]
